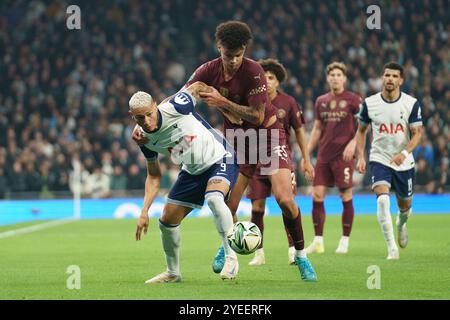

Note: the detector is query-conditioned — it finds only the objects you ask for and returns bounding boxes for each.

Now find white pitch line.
[0,218,76,239]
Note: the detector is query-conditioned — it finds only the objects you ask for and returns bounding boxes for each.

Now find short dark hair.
[383,62,404,78]
[215,21,252,50]
[259,58,288,83]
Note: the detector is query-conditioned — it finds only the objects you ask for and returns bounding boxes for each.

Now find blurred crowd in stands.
[0,0,448,199]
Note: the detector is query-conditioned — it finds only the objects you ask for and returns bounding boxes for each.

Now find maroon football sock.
[312,201,325,236]
[282,209,304,250]
[251,210,265,248]
[284,226,295,247]
[342,199,354,237]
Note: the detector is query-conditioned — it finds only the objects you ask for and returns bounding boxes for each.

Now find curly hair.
[215,21,252,50]
[259,58,288,83]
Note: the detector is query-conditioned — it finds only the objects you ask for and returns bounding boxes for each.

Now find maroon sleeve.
[245,63,270,107]
[184,62,211,87]
[314,97,321,121]
[288,99,304,129]
[352,94,362,115]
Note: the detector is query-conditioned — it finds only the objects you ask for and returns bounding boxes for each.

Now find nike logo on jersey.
[173,124,178,129]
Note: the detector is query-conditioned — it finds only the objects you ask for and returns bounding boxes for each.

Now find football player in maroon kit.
[304,62,361,254]
[247,58,314,266]
[133,21,317,282]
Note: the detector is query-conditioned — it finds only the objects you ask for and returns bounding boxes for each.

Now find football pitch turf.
[1,215,449,300]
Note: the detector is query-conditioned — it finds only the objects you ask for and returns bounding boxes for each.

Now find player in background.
[247,58,314,266]
[132,81,240,282]
[132,21,316,281]
[304,62,361,254]
[355,62,423,259]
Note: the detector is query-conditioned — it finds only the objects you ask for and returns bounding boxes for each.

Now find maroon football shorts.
[238,122,291,178]
[313,156,354,189]
[247,171,297,200]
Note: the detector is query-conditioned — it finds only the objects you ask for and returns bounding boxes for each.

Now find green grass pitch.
[1,215,449,300]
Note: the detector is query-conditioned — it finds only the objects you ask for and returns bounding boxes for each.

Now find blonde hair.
[326,62,347,76]
[129,91,153,111]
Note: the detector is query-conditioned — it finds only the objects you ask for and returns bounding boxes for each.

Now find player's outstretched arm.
[184,81,213,100]
[355,123,369,173]
[200,87,265,125]
[295,127,315,183]
[136,160,162,241]
[183,82,242,124]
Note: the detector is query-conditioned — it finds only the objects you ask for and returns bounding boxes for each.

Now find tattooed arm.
[200,87,265,125]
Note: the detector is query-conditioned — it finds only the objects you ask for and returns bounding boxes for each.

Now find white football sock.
[376,194,397,250]
[296,249,307,258]
[159,220,181,276]
[205,191,237,258]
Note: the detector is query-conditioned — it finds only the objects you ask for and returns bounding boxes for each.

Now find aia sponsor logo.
[168,135,197,158]
[379,123,404,134]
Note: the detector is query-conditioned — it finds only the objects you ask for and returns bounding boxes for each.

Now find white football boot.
[305,236,325,254]
[335,236,349,254]
[248,248,265,266]
[145,271,181,284]
[220,256,239,280]
[396,210,411,248]
[387,246,400,260]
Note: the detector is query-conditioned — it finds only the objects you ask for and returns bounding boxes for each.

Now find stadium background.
[0,0,449,301]
[0,0,448,204]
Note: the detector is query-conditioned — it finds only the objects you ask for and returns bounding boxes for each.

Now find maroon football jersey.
[272,91,304,145]
[314,91,361,162]
[185,57,277,130]
[253,91,304,176]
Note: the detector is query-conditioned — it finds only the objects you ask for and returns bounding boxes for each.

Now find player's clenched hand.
[199,87,227,108]
[391,153,406,166]
[356,158,366,174]
[135,211,149,241]
[132,125,149,146]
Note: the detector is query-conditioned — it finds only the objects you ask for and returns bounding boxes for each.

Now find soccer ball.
[227,221,262,255]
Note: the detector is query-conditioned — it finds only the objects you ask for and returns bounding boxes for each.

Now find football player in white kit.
[130,81,240,282]
[355,62,423,260]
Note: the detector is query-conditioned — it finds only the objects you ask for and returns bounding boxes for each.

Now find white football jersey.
[358,92,423,171]
[139,90,231,175]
